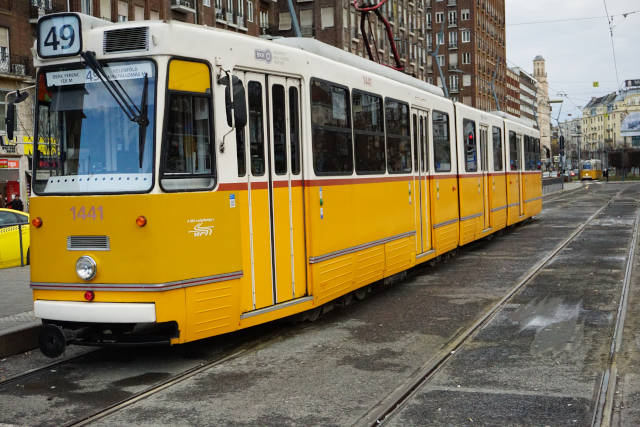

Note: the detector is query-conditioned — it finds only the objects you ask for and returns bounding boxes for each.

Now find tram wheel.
[354,287,369,301]
[39,324,67,358]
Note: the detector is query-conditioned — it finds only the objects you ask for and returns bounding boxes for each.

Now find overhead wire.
[602,0,621,89]
[508,10,639,26]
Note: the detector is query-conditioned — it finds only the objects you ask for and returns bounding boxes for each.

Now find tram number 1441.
[70,206,104,221]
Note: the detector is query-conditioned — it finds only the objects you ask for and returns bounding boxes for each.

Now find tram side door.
[267,76,307,305]
[479,126,490,230]
[412,109,432,254]
[238,72,306,311]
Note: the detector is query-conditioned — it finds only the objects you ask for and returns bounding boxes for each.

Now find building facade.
[276,0,507,111]
[558,117,582,169]
[533,55,550,162]
[511,67,537,128]
[505,66,519,117]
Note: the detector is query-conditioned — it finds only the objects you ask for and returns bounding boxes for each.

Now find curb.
[0,321,41,358]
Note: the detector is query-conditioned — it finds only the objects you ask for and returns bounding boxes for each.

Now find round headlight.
[76,256,97,281]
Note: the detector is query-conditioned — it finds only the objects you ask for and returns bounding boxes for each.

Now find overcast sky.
[506,0,639,122]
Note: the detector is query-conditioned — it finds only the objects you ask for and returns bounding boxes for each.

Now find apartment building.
[276,0,507,111]
[505,66,519,117]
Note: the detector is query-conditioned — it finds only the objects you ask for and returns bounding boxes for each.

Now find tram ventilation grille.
[67,236,110,251]
[103,27,149,54]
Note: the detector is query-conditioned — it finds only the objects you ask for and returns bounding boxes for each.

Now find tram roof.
[273,38,445,98]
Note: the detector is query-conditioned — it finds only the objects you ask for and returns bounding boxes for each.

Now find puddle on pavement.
[508,297,585,355]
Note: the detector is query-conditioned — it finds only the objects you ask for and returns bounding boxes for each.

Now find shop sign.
[23,136,59,156]
[0,158,19,169]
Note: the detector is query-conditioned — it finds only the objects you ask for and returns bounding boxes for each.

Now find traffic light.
[559,136,565,153]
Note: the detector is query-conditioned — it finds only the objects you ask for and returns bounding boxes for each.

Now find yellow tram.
[580,159,602,180]
[23,14,542,356]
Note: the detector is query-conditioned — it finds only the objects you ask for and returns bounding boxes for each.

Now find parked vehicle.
[0,208,30,268]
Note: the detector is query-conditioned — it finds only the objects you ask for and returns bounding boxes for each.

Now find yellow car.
[0,208,30,268]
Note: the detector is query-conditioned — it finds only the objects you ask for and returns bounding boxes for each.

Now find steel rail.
[357,189,624,426]
[67,333,282,426]
[592,206,639,427]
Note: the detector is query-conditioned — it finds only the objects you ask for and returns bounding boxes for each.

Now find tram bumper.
[35,301,179,357]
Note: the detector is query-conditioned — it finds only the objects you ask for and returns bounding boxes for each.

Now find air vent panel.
[67,236,110,251]
[103,27,149,54]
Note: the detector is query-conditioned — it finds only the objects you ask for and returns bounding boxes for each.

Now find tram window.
[272,84,287,175]
[420,117,429,172]
[311,79,353,175]
[463,118,477,172]
[492,126,502,171]
[535,138,541,169]
[236,127,246,177]
[353,90,385,174]
[163,94,214,188]
[432,110,451,172]
[248,81,265,176]
[413,114,418,172]
[289,86,301,175]
[523,135,529,170]
[386,99,411,174]
[509,131,519,170]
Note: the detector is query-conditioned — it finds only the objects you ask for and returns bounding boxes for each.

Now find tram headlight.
[76,256,97,281]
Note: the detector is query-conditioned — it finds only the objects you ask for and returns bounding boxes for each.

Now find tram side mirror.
[220,75,247,129]
[5,103,15,141]
[5,91,28,141]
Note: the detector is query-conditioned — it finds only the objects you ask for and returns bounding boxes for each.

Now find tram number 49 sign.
[38,14,81,58]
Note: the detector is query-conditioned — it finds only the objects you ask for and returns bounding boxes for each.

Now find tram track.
[592,206,639,427]
[359,188,627,426]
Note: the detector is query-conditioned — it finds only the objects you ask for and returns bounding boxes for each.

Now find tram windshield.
[33,60,156,194]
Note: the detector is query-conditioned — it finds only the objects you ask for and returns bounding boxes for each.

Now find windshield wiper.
[80,51,149,168]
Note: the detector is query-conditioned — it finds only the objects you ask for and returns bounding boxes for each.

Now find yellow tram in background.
[580,159,602,180]
[23,14,542,357]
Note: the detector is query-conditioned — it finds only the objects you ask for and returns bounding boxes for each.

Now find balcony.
[31,0,52,9]
[448,43,457,50]
[171,0,195,14]
[0,54,34,79]
[226,12,233,22]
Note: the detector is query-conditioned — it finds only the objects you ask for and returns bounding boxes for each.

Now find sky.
[506,0,640,123]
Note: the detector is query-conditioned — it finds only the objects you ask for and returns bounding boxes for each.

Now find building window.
[238,0,244,18]
[321,7,334,29]
[462,52,471,64]
[279,12,291,30]
[435,12,443,23]
[300,9,313,35]
[99,0,111,20]
[449,53,457,68]
[448,11,457,26]
[462,29,470,43]
[449,75,459,91]
[461,9,470,20]
[448,31,457,47]
[436,55,444,66]
[463,74,471,86]
[247,1,253,22]
[134,6,144,21]
[150,10,160,20]
[203,0,211,6]
[436,32,444,45]
[117,1,128,22]
[426,13,432,28]
[227,0,233,14]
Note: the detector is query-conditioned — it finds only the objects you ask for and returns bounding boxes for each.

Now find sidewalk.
[0,266,40,357]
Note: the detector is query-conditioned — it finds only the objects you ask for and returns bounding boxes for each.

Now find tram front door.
[237,72,307,312]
